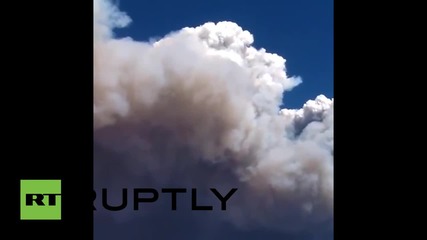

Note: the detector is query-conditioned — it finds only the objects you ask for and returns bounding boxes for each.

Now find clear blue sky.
[114,0,333,109]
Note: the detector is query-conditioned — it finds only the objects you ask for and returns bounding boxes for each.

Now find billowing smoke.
[94,0,333,237]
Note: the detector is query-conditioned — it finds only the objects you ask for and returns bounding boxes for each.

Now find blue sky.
[114,0,333,109]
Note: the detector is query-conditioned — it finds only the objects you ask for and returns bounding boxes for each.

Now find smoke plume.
[94,0,333,237]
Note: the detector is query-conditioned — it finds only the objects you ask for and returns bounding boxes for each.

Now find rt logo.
[20,180,61,220]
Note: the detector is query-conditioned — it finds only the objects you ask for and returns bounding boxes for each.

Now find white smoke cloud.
[94,0,333,235]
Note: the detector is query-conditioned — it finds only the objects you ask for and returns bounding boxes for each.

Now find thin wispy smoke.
[94,0,333,236]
